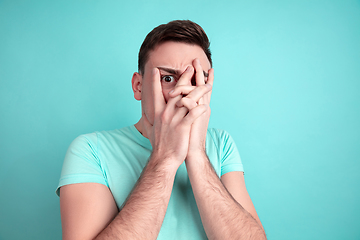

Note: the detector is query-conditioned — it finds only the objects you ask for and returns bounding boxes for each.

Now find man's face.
[138,41,211,125]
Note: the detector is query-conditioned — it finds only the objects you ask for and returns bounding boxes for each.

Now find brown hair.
[138,20,212,74]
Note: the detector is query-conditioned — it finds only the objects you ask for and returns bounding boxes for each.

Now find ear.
[131,72,142,101]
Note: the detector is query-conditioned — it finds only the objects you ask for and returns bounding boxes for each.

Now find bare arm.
[60,157,177,240]
[60,183,119,240]
[171,59,266,239]
[221,171,264,231]
[95,154,178,239]
[186,153,266,240]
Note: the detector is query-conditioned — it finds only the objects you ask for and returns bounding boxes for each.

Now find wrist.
[148,151,182,175]
[187,147,206,158]
[185,149,208,165]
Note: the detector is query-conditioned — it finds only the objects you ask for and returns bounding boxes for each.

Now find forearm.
[186,152,266,240]
[95,154,177,240]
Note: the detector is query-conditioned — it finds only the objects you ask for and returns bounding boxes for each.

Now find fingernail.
[169,89,174,94]
[152,68,157,75]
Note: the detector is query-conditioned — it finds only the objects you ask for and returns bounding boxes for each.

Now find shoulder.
[206,128,241,160]
[68,132,97,152]
[206,128,234,146]
[71,126,133,147]
[67,127,130,154]
[206,128,243,175]
[206,127,238,160]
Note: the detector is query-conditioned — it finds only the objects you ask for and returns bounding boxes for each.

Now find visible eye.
[161,75,176,83]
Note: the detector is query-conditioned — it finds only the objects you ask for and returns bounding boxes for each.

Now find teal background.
[1,0,359,239]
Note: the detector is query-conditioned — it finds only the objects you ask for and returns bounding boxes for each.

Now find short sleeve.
[55,133,108,196]
[217,130,244,176]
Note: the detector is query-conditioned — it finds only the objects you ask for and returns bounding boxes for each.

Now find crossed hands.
[142,59,214,169]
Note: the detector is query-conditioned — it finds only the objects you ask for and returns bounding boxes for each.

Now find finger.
[176,97,198,110]
[201,68,214,103]
[176,65,194,87]
[207,68,214,86]
[172,106,190,123]
[193,58,205,86]
[178,84,212,106]
[152,68,166,116]
[181,104,208,126]
[162,94,182,120]
[169,85,196,98]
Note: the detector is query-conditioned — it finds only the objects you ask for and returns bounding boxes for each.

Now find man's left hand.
[169,58,214,158]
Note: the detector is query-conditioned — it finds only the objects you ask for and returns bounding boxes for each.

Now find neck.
[134,118,149,139]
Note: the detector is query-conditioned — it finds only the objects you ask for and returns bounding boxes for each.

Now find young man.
[57,20,266,240]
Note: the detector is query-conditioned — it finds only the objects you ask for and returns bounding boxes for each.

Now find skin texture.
[60,41,266,240]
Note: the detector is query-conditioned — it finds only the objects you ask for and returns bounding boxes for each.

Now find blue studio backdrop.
[0,1,359,239]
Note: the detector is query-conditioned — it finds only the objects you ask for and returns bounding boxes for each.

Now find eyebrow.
[157,67,209,78]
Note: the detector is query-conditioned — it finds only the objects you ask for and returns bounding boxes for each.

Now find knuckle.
[177,98,186,106]
[202,84,211,91]
[189,100,197,109]
[187,108,197,118]
[183,98,197,109]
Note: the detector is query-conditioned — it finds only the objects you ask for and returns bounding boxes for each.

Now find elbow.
[254,228,267,240]
[243,226,267,240]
